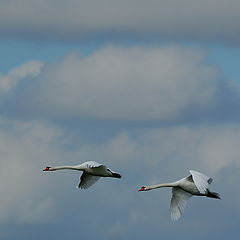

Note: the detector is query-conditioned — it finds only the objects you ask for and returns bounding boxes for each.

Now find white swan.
[138,170,220,221]
[43,161,121,189]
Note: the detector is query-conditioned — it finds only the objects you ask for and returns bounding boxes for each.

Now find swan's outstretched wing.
[78,172,100,189]
[170,187,192,221]
[83,161,103,168]
[190,170,213,194]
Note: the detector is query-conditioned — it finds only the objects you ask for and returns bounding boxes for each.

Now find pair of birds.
[43,161,220,221]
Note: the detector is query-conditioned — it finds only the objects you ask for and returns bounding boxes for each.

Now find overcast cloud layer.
[1,0,240,43]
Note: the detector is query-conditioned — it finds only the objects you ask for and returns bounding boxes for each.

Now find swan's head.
[43,166,54,171]
[138,186,147,191]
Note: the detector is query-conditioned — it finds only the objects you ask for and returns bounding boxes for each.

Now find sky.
[1,1,240,239]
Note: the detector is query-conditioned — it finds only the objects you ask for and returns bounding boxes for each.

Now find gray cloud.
[39,123,240,239]
[15,45,230,123]
[0,118,62,224]
[74,124,240,176]
[1,117,239,239]
[0,0,240,43]
[1,45,240,239]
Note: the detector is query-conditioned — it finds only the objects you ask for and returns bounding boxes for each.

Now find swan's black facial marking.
[138,186,146,191]
[43,166,50,171]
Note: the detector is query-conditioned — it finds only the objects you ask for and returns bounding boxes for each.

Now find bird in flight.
[138,170,220,220]
[43,161,121,189]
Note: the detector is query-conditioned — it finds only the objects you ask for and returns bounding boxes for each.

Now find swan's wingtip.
[112,173,122,178]
[171,215,180,221]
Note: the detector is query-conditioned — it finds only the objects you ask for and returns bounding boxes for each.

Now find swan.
[138,170,220,221]
[43,161,121,189]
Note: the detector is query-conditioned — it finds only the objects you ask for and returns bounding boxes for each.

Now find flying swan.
[43,161,121,189]
[138,170,220,221]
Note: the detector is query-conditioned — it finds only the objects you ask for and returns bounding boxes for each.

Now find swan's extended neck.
[145,182,177,191]
[49,165,83,171]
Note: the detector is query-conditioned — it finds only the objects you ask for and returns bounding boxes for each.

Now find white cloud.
[0,118,62,224]
[22,46,222,122]
[138,125,240,174]
[0,61,43,92]
[0,0,240,43]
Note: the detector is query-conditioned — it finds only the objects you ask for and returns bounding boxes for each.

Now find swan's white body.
[43,161,121,189]
[138,170,220,221]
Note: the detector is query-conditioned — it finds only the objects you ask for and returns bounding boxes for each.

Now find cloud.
[0,118,62,224]
[61,123,240,239]
[0,0,240,43]
[0,115,240,239]
[75,124,240,176]
[1,45,240,238]
[0,61,43,93]
[15,45,231,123]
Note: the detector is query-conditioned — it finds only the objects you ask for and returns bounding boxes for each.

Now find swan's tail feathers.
[207,191,221,199]
[112,172,122,178]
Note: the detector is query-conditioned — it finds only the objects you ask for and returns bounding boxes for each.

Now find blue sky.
[1,1,240,239]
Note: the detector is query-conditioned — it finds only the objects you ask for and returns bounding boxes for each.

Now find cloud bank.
[13,45,239,124]
[1,117,240,239]
[1,0,240,43]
